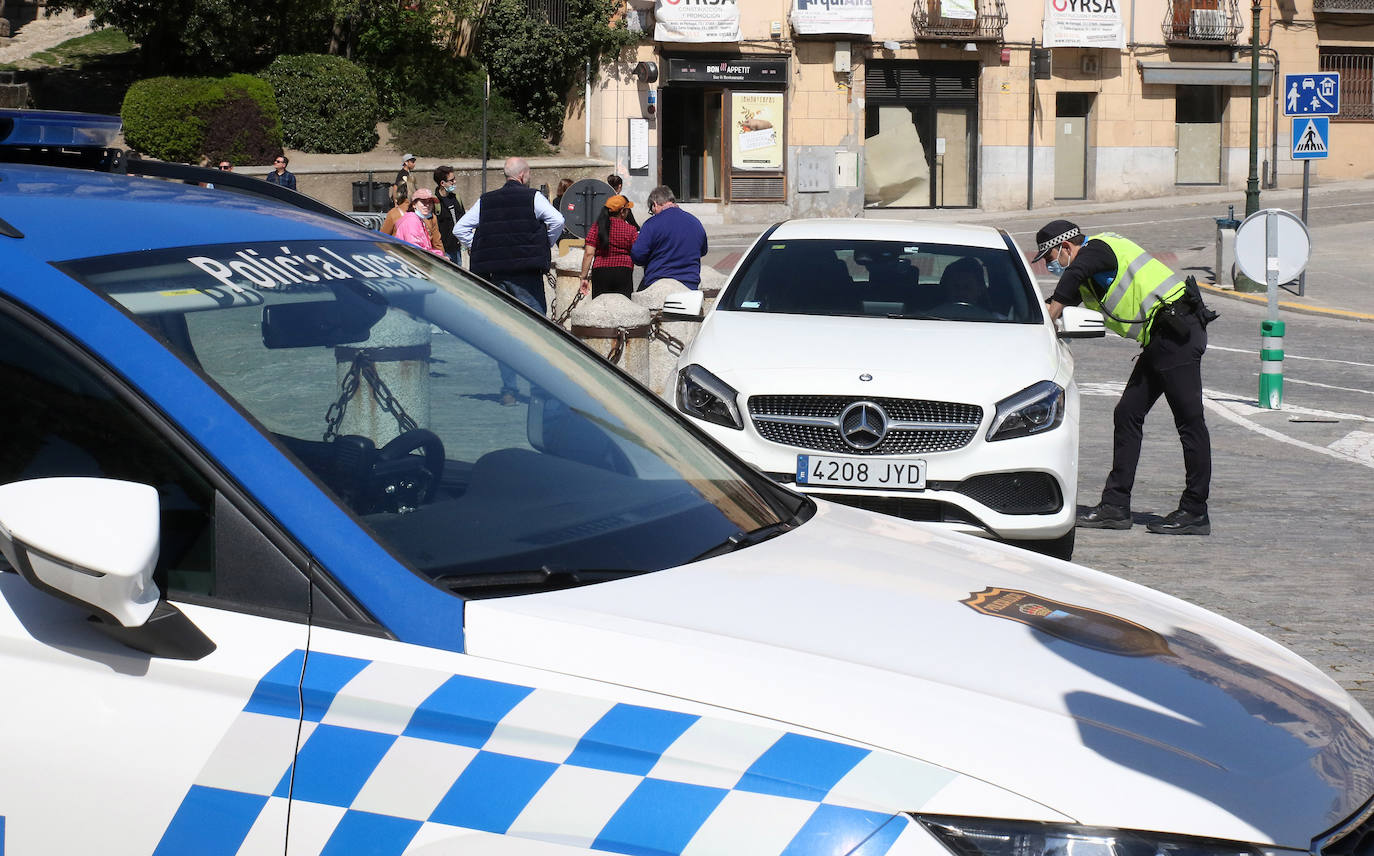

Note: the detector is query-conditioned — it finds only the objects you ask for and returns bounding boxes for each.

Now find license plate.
[795,455,926,490]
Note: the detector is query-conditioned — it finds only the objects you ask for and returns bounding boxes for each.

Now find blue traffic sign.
[1292,117,1329,160]
[1284,73,1340,116]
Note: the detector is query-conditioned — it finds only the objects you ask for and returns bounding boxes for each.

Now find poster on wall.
[790,0,873,36]
[654,0,741,43]
[1042,0,1124,48]
[941,0,977,19]
[731,92,784,172]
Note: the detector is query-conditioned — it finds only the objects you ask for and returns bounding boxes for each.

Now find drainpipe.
[1028,39,1036,210]
[585,59,592,158]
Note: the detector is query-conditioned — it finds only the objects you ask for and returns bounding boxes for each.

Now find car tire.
[1006,528,1074,561]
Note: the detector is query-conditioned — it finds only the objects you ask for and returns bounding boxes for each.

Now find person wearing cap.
[1034,219,1213,536]
[453,156,565,406]
[394,187,445,257]
[392,154,418,205]
[578,195,639,298]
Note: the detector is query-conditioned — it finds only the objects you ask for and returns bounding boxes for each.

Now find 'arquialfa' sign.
[1043,0,1124,49]
[654,0,741,43]
[790,0,873,36]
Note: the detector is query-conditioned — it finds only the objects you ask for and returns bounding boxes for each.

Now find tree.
[475,0,636,141]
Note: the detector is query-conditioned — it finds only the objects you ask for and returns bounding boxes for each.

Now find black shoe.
[1076,503,1132,529]
[1147,509,1210,535]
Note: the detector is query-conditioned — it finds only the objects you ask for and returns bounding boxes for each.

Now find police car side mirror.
[662,289,705,318]
[1057,305,1106,339]
[0,478,215,659]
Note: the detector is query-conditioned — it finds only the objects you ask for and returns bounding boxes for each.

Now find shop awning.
[1138,61,1274,87]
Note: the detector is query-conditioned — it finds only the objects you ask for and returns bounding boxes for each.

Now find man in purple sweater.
[630,185,708,290]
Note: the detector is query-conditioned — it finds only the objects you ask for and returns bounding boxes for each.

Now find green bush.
[260,54,379,154]
[122,74,282,164]
[388,82,549,159]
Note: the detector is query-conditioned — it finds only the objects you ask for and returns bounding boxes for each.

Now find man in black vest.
[454,156,565,405]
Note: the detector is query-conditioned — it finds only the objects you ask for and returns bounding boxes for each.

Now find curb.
[1199,282,1374,323]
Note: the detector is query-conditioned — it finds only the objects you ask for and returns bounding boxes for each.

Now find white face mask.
[1046,258,1066,276]
[445,183,456,193]
[416,209,433,220]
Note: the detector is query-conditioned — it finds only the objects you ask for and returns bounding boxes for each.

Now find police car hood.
[464,501,1374,847]
[686,312,1060,399]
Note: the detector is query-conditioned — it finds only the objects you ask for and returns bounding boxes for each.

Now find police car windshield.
[59,240,798,598]
[721,239,1042,323]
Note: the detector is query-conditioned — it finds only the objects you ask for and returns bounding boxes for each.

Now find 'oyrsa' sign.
[1043,0,1124,49]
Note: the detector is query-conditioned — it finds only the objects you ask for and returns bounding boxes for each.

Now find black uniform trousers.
[1100,310,1211,516]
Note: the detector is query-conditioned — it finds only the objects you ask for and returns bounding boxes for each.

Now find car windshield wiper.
[690,520,796,563]
[436,566,648,594]
[886,312,941,320]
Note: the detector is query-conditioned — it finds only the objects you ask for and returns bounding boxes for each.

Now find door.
[661,87,725,202]
[1176,85,1223,184]
[1055,93,1092,199]
[0,308,311,854]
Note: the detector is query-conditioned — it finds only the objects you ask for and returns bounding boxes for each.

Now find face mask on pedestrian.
[445,182,457,193]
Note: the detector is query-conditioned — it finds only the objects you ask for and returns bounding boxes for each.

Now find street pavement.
[697,183,1374,715]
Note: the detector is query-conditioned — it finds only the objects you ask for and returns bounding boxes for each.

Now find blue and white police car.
[0,110,1370,856]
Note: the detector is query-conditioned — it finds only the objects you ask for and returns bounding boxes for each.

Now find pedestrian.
[630,185,708,290]
[552,177,574,213]
[265,155,296,191]
[381,183,410,236]
[433,164,466,265]
[454,156,565,406]
[394,188,445,257]
[393,154,418,205]
[1034,219,1217,535]
[578,195,638,298]
[606,174,638,227]
[218,160,233,173]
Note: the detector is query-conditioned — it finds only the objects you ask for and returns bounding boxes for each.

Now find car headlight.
[676,364,744,430]
[916,817,1289,856]
[987,380,1065,442]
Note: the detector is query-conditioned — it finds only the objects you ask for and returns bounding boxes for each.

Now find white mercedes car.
[672,219,1104,559]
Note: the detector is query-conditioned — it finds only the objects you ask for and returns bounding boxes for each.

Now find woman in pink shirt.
[395,188,445,257]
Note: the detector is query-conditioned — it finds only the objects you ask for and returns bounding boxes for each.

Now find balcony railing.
[1313,0,1374,14]
[913,0,1007,41]
[1162,0,1243,45]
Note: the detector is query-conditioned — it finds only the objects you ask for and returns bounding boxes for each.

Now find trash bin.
[1214,205,1241,288]
[351,180,392,212]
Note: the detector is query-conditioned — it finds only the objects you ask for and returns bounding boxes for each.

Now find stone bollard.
[333,310,431,447]
[551,247,585,329]
[699,266,727,313]
[570,294,653,388]
[633,278,701,399]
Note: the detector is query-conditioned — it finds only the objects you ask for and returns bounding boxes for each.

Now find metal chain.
[555,288,585,326]
[648,315,685,357]
[323,351,420,441]
[605,327,630,365]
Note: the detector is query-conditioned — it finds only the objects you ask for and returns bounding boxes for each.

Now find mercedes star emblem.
[859,373,873,382]
[839,401,889,451]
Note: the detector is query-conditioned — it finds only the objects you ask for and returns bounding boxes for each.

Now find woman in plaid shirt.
[579,195,639,298]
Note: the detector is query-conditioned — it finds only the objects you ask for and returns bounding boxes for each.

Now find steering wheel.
[370,429,445,511]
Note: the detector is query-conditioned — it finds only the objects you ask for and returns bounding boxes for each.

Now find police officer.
[1033,219,1213,535]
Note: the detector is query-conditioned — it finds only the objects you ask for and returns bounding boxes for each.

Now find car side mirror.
[1057,305,1107,339]
[0,477,215,659]
[0,477,161,627]
[662,290,705,318]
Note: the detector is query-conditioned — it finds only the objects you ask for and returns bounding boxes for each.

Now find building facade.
[566,0,1373,223]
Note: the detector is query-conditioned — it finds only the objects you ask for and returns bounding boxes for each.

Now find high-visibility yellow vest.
[1077,232,1187,345]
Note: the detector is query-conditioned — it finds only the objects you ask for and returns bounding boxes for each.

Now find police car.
[1,110,1370,855]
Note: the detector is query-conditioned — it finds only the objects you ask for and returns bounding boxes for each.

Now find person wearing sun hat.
[579,194,639,298]
[394,187,445,257]
[1033,218,1214,537]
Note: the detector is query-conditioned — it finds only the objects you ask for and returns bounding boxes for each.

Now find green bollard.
[1259,319,1284,409]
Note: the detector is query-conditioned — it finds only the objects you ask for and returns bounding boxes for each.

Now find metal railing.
[912,0,1007,40]
[1321,49,1374,120]
[1161,0,1243,44]
[526,0,568,26]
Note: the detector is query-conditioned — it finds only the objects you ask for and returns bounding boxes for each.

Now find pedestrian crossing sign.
[1291,117,1329,160]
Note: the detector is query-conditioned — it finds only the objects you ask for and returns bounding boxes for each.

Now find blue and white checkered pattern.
[156,650,957,856]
